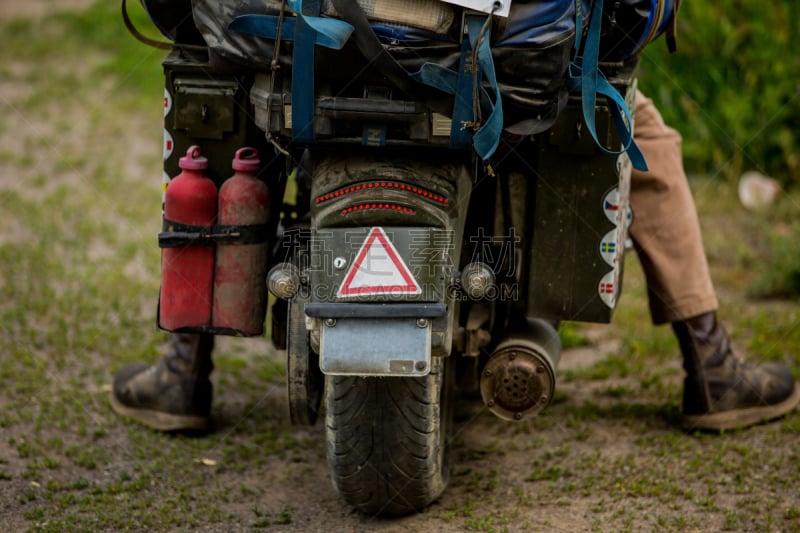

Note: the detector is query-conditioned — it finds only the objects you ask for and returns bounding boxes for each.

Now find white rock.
[738,171,780,210]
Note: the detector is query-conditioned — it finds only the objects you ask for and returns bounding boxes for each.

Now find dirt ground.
[3,2,800,532]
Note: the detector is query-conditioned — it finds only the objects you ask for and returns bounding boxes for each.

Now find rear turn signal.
[267,263,300,300]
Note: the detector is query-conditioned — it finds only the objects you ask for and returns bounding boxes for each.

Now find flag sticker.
[599,229,618,267]
[164,88,172,117]
[337,227,421,298]
[598,270,617,308]
[603,187,621,224]
[163,129,174,160]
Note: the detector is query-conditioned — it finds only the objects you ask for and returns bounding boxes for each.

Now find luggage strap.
[568,0,648,170]
[231,1,502,155]
[229,0,355,142]
[411,14,503,159]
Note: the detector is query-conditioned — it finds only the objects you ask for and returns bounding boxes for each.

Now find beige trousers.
[629,90,718,324]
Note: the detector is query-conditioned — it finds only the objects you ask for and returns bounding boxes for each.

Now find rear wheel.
[325,356,452,516]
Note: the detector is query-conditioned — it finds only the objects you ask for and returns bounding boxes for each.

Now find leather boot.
[110,333,215,431]
[673,312,800,430]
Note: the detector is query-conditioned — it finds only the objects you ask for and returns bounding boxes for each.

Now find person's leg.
[628,91,717,323]
[630,91,799,430]
[110,333,214,431]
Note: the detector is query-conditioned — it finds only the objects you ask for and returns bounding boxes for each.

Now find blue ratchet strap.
[449,38,478,150]
[410,39,478,150]
[291,0,322,142]
[568,0,647,171]
[409,15,502,159]
[410,48,492,150]
[228,2,353,143]
[465,14,503,160]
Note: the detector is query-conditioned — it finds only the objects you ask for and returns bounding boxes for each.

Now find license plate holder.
[319,318,431,376]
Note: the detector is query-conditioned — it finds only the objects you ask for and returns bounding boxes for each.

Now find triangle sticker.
[337,227,421,297]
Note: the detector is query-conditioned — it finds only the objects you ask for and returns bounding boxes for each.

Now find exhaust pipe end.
[480,320,561,422]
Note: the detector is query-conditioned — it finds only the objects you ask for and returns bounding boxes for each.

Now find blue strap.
[410,40,482,150]
[465,15,503,160]
[412,16,501,159]
[232,3,354,143]
[287,0,354,48]
[292,0,321,142]
[569,0,647,171]
[411,66,496,152]
[229,15,353,50]
[229,1,355,143]
[449,39,475,150]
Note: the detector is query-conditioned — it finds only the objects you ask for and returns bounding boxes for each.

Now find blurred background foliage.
[636,2,800,186]
[6,0,798,301]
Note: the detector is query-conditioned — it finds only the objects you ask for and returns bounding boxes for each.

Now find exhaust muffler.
[480,319,562,421]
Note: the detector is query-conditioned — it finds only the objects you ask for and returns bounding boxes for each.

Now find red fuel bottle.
[212,147,270,336]
[159,146,218,330]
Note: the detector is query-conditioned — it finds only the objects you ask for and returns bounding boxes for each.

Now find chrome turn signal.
[460,262,496,299]
[267,263,300,300]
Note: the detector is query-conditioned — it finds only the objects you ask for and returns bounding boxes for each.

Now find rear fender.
[304,153,472,360]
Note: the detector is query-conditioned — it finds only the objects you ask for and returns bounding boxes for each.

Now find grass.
[2,2,800,532]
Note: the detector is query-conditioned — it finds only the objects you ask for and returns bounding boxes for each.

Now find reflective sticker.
[599,229,617,267]
[162,171,171,212]
[338,227,421,298]
[164,88,172,117]
[362,124,387,147]
[163,129,174,160]
[439,0,511,17]
[598,270,617,309]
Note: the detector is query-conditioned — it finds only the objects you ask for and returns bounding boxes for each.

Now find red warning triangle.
[337,227,421,297]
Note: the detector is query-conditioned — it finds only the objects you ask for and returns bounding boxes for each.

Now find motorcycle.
[132,0,674,516]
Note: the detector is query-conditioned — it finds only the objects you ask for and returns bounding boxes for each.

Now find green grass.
[637,3,800,185]
[2,2,800,532]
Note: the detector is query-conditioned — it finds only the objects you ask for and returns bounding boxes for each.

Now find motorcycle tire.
[325,356,453,516]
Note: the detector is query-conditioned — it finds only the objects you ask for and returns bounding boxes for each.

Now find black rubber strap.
[159,218,270,248]
[121,0,172,50]
[213,223,271,245]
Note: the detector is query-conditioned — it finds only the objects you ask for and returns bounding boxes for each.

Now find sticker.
[338,227,421,298]
[598,270,617,309]
[599,229,618,267]
[603,187,620,224]
[362,124,387,147]
[439,0,511,17]
[162,171,171,211]
[164,88,172,117]
[163,129,174,160]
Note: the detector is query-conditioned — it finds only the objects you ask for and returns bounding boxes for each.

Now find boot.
[110,333,215,431]
[673,312,800,430]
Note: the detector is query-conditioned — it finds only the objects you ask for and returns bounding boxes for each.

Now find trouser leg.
[630,91,798,430]
[629,90,718,324]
